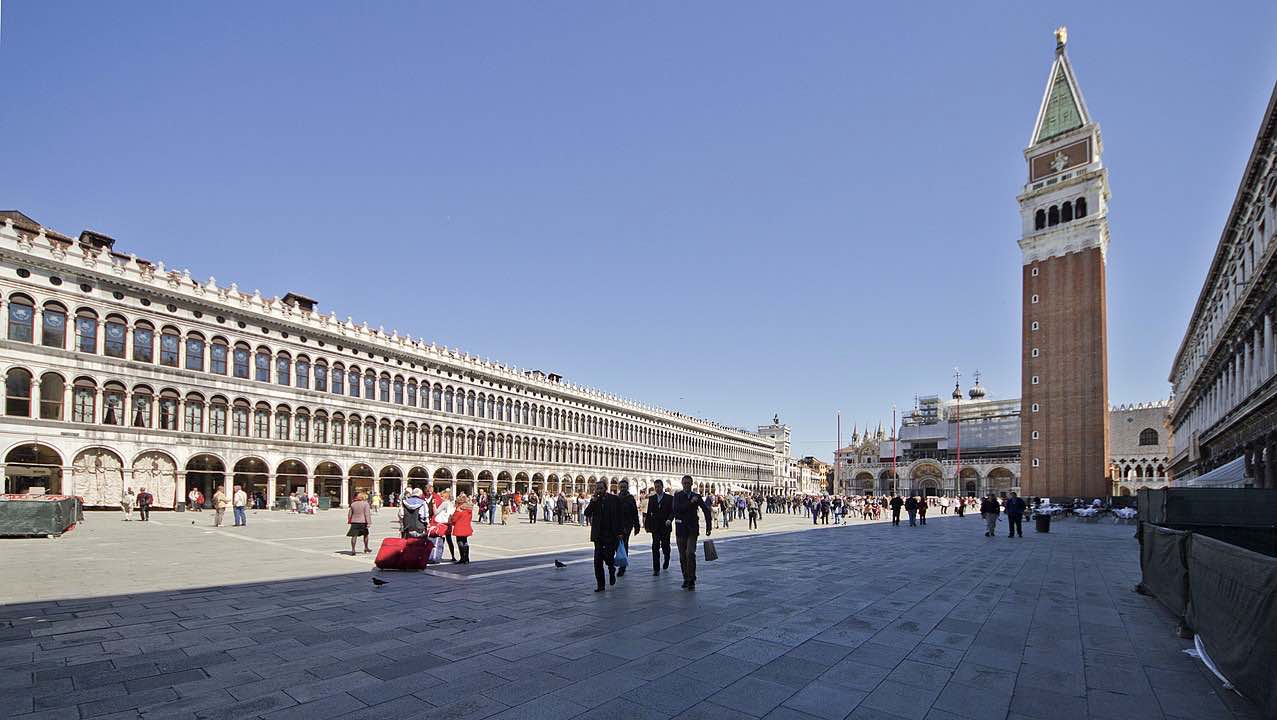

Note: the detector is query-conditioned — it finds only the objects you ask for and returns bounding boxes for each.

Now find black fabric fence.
[1185,533,1277,720]
[1138,488,1277,557]
[0,496,83,537]
[1138,523,1190,619]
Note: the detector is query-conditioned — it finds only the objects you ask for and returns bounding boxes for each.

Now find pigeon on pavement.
[554,560,567,568]
[372,577,389,587]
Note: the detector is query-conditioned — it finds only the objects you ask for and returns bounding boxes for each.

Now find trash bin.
[1035,513,1051,533]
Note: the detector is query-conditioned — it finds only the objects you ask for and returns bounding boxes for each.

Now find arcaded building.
[1168,81,1277,488]
[0,212,775,508]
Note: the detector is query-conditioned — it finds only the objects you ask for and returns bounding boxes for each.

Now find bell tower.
[1017,27,1111,499]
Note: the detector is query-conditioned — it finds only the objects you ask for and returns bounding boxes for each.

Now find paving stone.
[709,676,797,716]
[781,682,866,719]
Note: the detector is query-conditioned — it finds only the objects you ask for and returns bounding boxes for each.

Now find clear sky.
[3,2,1276,459]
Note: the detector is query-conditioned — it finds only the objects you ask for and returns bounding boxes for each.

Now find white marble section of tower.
[1017,28,1111,264]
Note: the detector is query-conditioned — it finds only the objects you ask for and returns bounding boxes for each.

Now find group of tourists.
[118,487,154,522]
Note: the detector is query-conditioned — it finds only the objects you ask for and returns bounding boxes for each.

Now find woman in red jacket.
[451,493,475,564]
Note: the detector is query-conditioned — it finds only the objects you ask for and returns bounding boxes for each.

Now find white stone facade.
[0,214,775,507]
[1109,400,1172,496]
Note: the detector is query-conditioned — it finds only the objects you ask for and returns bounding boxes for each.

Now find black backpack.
[401,500,426,538]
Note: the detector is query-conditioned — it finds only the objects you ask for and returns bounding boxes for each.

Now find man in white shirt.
[233,485,248,526]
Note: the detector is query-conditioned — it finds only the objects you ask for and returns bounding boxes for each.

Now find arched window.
[132,386,153,428]
[296,357,310,389]
[1061,201,1073,222]
[349,417,361,447]
[253,403,271,438]
[158,389,179,431]
[103,382,125,425]
[134,322,155,362]
[1075,196,1088,218]
[75,309,99,354]
[364,371,376,400]
[393,422,404,450]
[393,377,404,405]
[407,423,417,451]
[7,295,34,342]
[5,367,32,416]
[209,339,229,375]
[296,410,310,442]
[38,373,65,420]
[1139,428,1159,446]
[1048,205,1059,226]
[275,406,291,440]
[232,400,250,437]
[185,333,206,372]
[276,352,291,386]
[104,315,127,358]
[380,421,391,449]
[477,393,487,418]
[379,374,390,403]
[184,393,204,432]
[315,412,328,443]
[232,343,250,378]
[331,363,345,395]
[209,396,228,434]
[332,413,345,445]
[41,302,67,348]
[159,326,180,366]
[348,368,360,398]
[445,387,454,413]
[255,347,271,382]
[466,392,475,416]
[365,419,377,448]
[406,380,417,407]
[314,360,328,392]
[433,384,443,410]
[72,377,96,423]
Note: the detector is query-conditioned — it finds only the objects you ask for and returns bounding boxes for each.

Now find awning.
[1181,457,1247,488]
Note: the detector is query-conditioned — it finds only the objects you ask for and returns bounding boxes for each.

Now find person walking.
[917,496,928,525]
[188,487,201,512]
[904,495,918,527]
[956,497,966,518]
[433,489,457,562]
[232,485,248,527]
[616,480,641,578]
[583,480,622,592]
[747,496,759,530]
[120,486,134,521]
[347,492,372,554]
[555,492,568,524]
[213,486,228,527]
[135,487,153,522]
[1005,491,1026,538]
[672,475,713,591]
[527,490,539,524]
[980,493,1000,537]
[370,491,382,514]
[889,494,903,526]
[452,493,474,564]
[645,479,674,576]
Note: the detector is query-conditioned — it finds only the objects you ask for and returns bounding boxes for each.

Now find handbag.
[703,539,718,562]
[613,541,629,569]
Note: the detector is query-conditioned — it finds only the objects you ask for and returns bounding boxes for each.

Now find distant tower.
[1018,27,1111,499]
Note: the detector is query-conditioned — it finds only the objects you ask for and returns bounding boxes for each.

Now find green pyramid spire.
[1036,63,1083,142]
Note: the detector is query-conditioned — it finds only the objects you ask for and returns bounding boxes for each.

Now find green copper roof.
[1036,62,1083,142]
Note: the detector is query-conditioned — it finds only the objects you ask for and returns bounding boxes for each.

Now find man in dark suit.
[583,479,622,592]
[616,479,641,577]
[671,475,713,591]
[644,479,674,576]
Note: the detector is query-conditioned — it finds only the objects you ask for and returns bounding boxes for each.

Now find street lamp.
[952,368,962,499]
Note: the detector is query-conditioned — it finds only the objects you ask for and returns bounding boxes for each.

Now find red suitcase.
[374,536,431,570]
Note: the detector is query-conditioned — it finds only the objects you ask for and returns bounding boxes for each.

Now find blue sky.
[3,2,1275,459]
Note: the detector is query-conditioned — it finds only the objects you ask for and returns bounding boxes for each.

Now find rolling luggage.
[375,536,431,570]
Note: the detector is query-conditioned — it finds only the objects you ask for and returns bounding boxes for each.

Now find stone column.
[305,473,315,498]
[1266,311,1275,381]
[339,475,349,509]
[1266,437,1277,489]
[266,473,276,509]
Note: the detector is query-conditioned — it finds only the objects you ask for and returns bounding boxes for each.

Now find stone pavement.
[0,513,1260,720]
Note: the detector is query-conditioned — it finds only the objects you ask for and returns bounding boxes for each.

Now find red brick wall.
[1020,247,1110,499]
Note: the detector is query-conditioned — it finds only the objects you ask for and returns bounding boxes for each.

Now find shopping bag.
[429,538,445,563]
[614,541,628,568]
[703,539,718,561]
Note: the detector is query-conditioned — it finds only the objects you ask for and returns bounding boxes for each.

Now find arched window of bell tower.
[1075,196,1088,217]
[1034,209,1046,230]
[1061,201,1073,222]
[1047,206,1059,226]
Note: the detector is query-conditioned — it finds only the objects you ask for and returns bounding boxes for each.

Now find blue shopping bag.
[614,541,628,568]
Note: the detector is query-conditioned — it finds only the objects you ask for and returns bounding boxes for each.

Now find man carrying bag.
[671,475,713,591]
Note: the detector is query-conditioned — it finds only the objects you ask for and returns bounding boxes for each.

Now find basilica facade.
[0,212,776,508]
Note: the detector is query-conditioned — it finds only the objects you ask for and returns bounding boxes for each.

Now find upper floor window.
[332,364,344,395]
[210,399,228,435]
[433,385,443,410]
[394,379,404,405]
[406,382,417,407]
[1061,201,1074,222]
[7,296,34,342]
[132,388,153,428]
[210,341,228,374]
[33,372,57,420]
[364,372,376,400]
[233,345,251,379]
[253,405,270,438]
[104,318,126,358]
[255,349,270,382]
[314,362,328,392]
[184,395,204,433]
[349,369,360,398]
[276,354,291,386]
[296,359,310,389]
[232,401,250,437]
[1139,428,1159,446]
[185,336,205,372]
[159,329,180,367]
[1075,196,1088,218]
[75,311,98,354]
[1034,209,1046,231]
[158,391,179,431]
[4,368,31,416]
[73,379,96,423]
[379,376,390,403]
[134,323,155,362]
[41,303,67,348]
[1048,206,1059,226]
[103,383,124,425]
